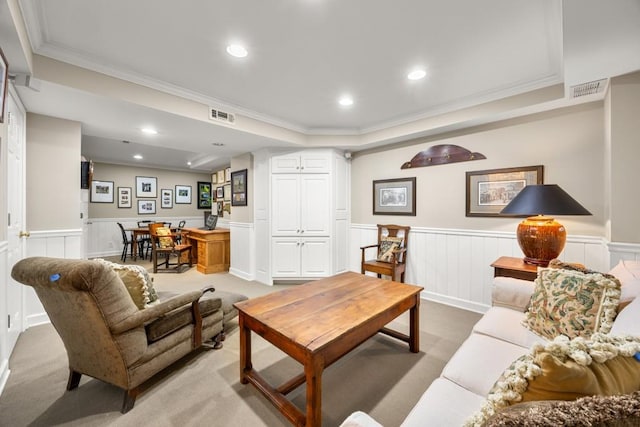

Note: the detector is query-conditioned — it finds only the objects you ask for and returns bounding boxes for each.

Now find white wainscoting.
[229,222,254,281]
[85,216,228,259]
[350,224,610,313]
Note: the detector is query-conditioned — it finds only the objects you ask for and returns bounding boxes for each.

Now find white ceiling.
[3,0,640,172]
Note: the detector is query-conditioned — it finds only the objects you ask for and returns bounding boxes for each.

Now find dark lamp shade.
[500,185,591,216]
[501,185,591,266]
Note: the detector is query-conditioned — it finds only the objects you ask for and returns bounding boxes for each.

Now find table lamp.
[500,184,591,266]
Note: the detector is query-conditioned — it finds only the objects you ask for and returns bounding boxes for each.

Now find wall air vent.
[570,78,608,98]
[209,107,236,124]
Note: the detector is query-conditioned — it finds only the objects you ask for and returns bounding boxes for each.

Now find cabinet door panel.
[300,153,330,173]
[300,175,330,236]
[272,238,301,277]
[272,154,300,173]
[272,175,301,235]
[301,238,331,277]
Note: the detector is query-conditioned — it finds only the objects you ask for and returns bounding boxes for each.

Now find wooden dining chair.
[137,220,153,259]
[360,224,411,283]
[148,223,193,273]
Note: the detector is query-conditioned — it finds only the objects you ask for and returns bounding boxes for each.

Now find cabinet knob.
[300,242,305,246]
[300,230,304,233]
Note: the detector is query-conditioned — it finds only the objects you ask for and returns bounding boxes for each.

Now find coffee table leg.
[305,357,323,427]
[409,295,420,353]
[239,314,252,384]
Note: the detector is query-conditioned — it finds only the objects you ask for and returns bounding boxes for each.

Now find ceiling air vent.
[570,78,608,98]
[209,107,235,124]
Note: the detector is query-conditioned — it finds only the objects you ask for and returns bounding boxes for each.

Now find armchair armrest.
[492,277,535,312]
[110,289,204,334]
[360,244,379,250]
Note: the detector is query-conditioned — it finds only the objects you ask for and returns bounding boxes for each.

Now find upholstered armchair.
[10,257,224,413]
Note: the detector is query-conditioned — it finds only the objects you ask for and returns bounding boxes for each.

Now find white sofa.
[341,261,640,427]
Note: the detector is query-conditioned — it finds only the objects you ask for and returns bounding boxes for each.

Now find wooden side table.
[491,256,538,282]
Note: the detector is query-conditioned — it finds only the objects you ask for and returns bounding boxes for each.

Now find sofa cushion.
[524,267,620,340]
[94,259,158,309]
[442,333,528,397]
[492,277,535,312]
[466,334,640,426]
[377,236,403,262]
[609,260,640,304]
[473,307,546,349]
[401,378,486,427]
[611,295,640,336]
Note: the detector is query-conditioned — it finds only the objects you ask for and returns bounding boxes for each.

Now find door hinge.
[7,213,10,226]
[8,315,10,329]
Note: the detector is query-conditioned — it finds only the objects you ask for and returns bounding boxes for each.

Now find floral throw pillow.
[155,227,174,249]
[377,236,403,262]
[524,267,621,340]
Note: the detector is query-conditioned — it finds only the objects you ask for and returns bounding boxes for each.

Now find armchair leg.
[203,332,224,350]
[122,388,139,413]
[67,370,82,391]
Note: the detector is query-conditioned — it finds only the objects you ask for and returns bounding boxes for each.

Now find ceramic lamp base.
[516,216,566,267]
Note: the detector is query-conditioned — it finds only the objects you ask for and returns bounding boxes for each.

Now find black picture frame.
[465,165,544,217]
[175,185,192,204]
[136,176,157,198]
[137,199,156,215]
[197,181,212,209]
[373,177,416,216]
[117,187,132,208]
[161,188,173,209]
[231,169,248,206]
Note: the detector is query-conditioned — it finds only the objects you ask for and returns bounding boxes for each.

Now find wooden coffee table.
[234,271,424,427]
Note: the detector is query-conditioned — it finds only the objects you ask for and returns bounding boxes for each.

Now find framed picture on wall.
[216,186,224,199]
[161,188,173,208]
[138,199,156,215]
[373,177,416,215]
[136,176,157,198]
[197,181,212,209]
[465,165,543,217]
[231,169,248,206]
[90,180,114,203]
[225,167,231,182]
[217,170,225,183]
[117,187,132,208]
[175,185,192,204]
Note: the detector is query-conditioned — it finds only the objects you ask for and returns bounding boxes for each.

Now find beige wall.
[88,162,212,219]
[26,113,82,231]
[351,102,605,237]
[230,153,253,223]
[608,71,640,243]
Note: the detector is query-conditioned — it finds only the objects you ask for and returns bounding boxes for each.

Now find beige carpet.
[0,257,481,427]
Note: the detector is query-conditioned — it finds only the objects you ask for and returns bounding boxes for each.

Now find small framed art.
[216,186,224,200]
[175,185,192,204]
[465,165,543,217]
[161,188,173,208]
[90,180,114,203]
[373,177,416,215]
[197,181,212,209]
[117,187,132,208]
[136,176,157,198]
[231,169,248,206]
[138,200,156,215]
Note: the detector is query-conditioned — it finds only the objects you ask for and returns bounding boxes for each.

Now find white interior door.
[6,88,26,354]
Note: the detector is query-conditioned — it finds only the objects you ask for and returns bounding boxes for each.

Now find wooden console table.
[491,256,538,281]
[182,227,230,274]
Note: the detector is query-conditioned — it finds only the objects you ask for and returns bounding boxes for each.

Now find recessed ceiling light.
[407,69,427,80]
[141,127,157,135]
[226,44,248,58]
[187,161,192,166]
[338,96,354,107]
[133,154,143,160]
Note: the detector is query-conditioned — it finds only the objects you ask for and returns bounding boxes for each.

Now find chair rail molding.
[350,223,609,313]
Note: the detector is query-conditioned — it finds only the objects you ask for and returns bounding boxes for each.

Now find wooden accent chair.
[10,257,225,413]
[360,224,411,283]
[149,223,193,273]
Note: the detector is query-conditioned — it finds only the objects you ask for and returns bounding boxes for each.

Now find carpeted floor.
[0,257,481,426]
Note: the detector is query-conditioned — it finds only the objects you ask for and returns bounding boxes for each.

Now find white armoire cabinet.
[254,149,349,284]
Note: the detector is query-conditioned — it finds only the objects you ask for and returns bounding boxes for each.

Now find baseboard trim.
[26,313,50,329]
[0,359,9,398]
[421,291,490,314]
[229,267,254,281]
